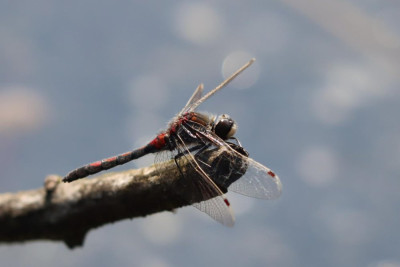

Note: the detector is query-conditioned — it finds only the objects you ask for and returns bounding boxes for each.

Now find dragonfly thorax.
[213,114,237,140]
[167,112,237,144]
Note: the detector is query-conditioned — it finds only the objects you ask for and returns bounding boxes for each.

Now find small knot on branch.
[44,175,61,193]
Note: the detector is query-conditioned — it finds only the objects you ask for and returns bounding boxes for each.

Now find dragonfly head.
[214,114,237,140]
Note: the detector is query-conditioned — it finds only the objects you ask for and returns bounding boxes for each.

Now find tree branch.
[0,145,247,249]
[0,161,196,249]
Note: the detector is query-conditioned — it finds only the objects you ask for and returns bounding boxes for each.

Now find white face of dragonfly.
[213,114,237,140]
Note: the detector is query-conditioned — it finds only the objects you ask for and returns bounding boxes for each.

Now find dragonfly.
[63,58,282,226]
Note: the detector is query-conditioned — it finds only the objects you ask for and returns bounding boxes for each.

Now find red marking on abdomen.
[90,161,102,167]
[150,133,167,149]
[121,152,131,157]
[268,170,276,177]
[105,156,117,162]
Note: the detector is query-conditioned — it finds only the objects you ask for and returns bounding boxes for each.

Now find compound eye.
[214,114,237,140]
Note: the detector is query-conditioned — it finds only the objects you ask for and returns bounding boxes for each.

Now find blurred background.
[1,0,399,266]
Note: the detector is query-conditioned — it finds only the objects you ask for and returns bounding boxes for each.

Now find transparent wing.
[153,141,234,226]
[184,121,282,200]
[173,129,235,226]
[228,157,282,199]
[153,150,176,175]
[187,58,255,112]
[178,83,204,116]
[192,194,234,227]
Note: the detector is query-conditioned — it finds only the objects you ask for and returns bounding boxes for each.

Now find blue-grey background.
[1,1,399,266]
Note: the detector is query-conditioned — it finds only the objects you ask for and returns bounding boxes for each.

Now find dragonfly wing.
[178,83,204,115]
[183,121,282,200]
[187,59,255,112]
[173,130,235,226]
[192,194,235,227]
[228,156,282,199]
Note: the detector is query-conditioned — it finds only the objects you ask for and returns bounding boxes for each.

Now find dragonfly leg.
[192,143,213,167]
[227,136,242,146]
[173,143,208,178]
[180,123,198,139]
[172,123,215,178]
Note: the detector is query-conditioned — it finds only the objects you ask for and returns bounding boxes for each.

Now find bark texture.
[0,162,191,249]
[0,144,249,249]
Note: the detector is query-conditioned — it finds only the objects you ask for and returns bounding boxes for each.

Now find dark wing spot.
[224,198,231,206]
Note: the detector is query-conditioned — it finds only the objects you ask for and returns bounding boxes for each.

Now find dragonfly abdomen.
[62,143,159,183]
